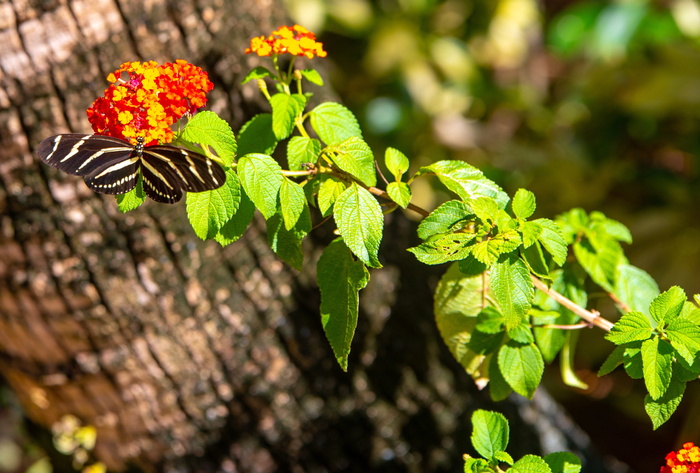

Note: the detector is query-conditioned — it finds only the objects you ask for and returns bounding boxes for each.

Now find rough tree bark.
[0,1,616,472]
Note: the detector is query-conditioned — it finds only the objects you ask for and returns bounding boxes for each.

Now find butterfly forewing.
[37,133,226,204]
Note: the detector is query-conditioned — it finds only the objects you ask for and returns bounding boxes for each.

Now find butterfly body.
[37,134,226,203]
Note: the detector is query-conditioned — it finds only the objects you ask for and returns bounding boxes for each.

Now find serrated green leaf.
[270,93,306,140]
[614,264,660,313]
[186,169,240,239]
[180,111,237,167]
[386,181,412,208]
[237,114,278,157]
[317,175,348,217]
[488,352,513,401]
[417,200,472,240]
[598,345,626,376]
[470,196,500,223]
[494,451,514,465]
[279,177,307,230]
[491,254,533,329]
[385,147,409,181]
[521,241,549,279]
[464,457,490,473]
[214,189,255,246]
[471,410,509,461]
[266,208,310,270]
[520,221,543,248]
[680,300,700,325]
[237,153,283,219]
[241,66,275,83]
[310,102,362,145]
[116,176,145,212]
[459,254,489,276]
[512,188,536,220]
[407,233,476,265]
[287,136,321,171]
[471,231,522,266]
[317,239,370,370]
[649,286,686,326]
[605,311,653,344]
[642,337,674,400]
[508,324,534,344]
[644,376,686,429]
[333,183,383,268]
[300,68,324,85]
[498,341,544,399]
[416,160,509,208]
[534,219,567,266]
[544,452,581,473]
[593,212,633,243]
[326,136,376,187]
[666,318,700,365]
[434,264,492,377]
[623,344,644,379]
[511,455,552,473]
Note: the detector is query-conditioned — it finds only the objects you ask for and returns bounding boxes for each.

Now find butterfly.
[37,133,226,203]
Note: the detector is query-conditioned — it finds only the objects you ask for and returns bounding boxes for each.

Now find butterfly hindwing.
[37,133,226,204]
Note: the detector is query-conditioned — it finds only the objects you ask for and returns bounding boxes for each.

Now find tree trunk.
[0,2,615,472]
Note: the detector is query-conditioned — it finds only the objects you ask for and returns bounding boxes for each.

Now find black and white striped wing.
[140,146,226,203]
[37,134,140,195]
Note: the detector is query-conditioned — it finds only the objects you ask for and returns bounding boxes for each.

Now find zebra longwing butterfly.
[37,134,226,204]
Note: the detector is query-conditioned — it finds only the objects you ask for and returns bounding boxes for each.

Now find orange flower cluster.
[245,25,327,59]
[87,60,213,145]
[661,442,700,473]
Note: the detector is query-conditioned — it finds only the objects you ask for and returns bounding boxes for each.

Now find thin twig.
[531,275,614,332]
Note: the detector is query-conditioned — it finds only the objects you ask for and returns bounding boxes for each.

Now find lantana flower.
[86,60,213,145]
[660,442,700,473]
[245,25,327,59]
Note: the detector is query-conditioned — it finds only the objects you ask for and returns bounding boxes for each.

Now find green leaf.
[317,239,370,370]
[598,345,626,376]
[521,242,549,279]
[237,114,278,157]
[407,233,476,265]
[270,93,307,140]
[317,175,348,217]
[464,457,491,473]
[434,264,490,376]
[237,153,283,219]
[644,376,686,429]
[641,337,674,399]
[186,169,240,240]
[241,66,275,83]
[180,111,237,167]
[498,341,544,399]
[385,147,409,181]
[494,451,515,465]
[519,221,543,248]
[326,136,377,187]
[666,318,700,366]
[279,177,307,230]
[605,311,653,344]
[310,102,362,145]
[488,353,513,401]
[471,197,500,223]
[471,231,522,266]
[266,209,310,270]
[386,181,412,208]
[511,455,552,473]
[649,286,686,326]
[623,344,644,379]
[116,176,145,212]
[470,410,509,461]
[512,188,536,220]
[534,219,568,266]
[214,189,255,246]
[491,254,533,329]
[507,324,534,344]
[614,264,659,313]
[544,452,582,473]
[417,200,472,240]
[416,160,509,208]
[300,68,324,86]
[333,183,384,268]
[287,136,321,171]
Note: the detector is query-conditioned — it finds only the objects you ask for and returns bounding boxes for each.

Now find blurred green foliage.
[285,0,700,470]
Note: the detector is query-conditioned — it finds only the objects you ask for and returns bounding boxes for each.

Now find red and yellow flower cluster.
[661,442,700,473]
[245,25,327,59]
[87,60,213,145]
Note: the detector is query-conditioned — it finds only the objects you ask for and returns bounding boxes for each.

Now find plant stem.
[531,275,614,332]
